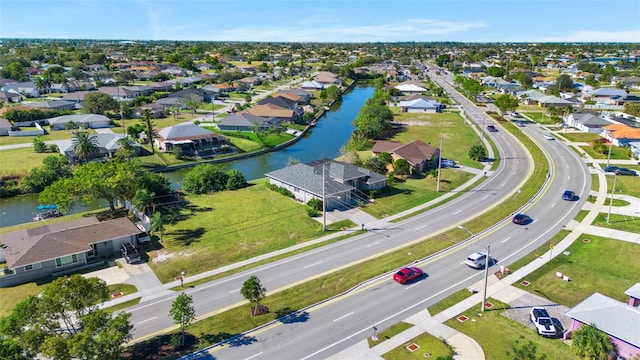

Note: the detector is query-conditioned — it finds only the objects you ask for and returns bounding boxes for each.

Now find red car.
[393,267,423,284]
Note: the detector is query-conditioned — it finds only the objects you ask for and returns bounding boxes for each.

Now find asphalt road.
[123,69,588,359]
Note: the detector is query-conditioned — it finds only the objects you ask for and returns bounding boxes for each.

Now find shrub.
[306,207,319,217]
[307,197,323,211]
[226,169,247,190]
[277,187,293,197]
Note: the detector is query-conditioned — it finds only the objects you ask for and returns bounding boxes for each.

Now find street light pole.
[457,225,474,237]
[322,164,327,232]
[606,137,613,167]
[607,173,617,224]
[481,244,490,312]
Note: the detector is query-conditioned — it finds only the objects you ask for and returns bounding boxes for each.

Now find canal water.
[0,85,375,228]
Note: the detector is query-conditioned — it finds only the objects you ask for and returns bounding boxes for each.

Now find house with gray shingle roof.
[397,98,442,113]
[47,114,111,130]
[217,112,281,132]
[265,160,387,210]
[0,217,144,287]
[566,112,614,133]
[155,123,229,154]
[57,133,140,163]
[565,286,640,359]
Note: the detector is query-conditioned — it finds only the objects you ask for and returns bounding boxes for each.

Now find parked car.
[516,121,526,127]
[614,168,637,176]
[120,242,141,264]
[604,166,620,173]
[393,267,423,284]
[530,307,557,337]
[512,111,522,118]
[440,159,456,168]
[512,214,531,225]
[487,125,497,132]
[464,252,490,269]
[562,190,575,201]
[543,134,554,140]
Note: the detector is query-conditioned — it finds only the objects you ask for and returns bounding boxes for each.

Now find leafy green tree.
[182,164,229,194]
[169,293,196,348]
[486,66,505,77]
[139,171,172,198]
[24,155,72,193]
[592,138,609,155]
[0,274,132,360]
[362,157,388,175]
[377,152,393,165]
[116,136,138,160]
[393,158,411,176]
[140,109,156,154]
[0,61,28,81]
[462,78,483,101]
[33,136,47,153]
[226,169,247,190]
[571,324,614,359]
[468,144,487,161]
[494,94,520,115]
[71,131,100,163]
[241,276,267,316]
[556,74,574,92]
[82,92,119,115]
[131,189,155,217]
[185,94,202,116]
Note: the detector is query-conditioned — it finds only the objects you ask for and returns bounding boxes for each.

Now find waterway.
[0,85,375,229]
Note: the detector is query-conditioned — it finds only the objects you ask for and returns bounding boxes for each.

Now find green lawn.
[446,300,579,360]
[591,213,640,233]
[362,170,474,218]
[368,322,413,347]
[147,180,355,283]
[613,173,640,197]
[390,111,482,168]
[382,331,453,360]
[428,288,474,315]
[579,145,630,160]
[515,236,640,307]
[560,132,601,143]
[0,147,59,176]
[520,111,554,124]
[0,127,97,146]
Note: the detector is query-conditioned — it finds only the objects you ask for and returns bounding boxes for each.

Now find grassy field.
[147,180,356,283]
[613,173,640,197]
[559,132,600,143]
[382,332,453,360]
[362,170,474,218]
[591,213,640,233]
[0,127,98,146]
[0,147,61,175]
[579,144,631,160]
[520,111,553,124]
[515,236,640,307]
[427,288,474,315]
[446,300,579,360]
[368,322,413,347]
[390,111,483,168]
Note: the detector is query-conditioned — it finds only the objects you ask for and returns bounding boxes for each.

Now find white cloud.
[535,29,640,43]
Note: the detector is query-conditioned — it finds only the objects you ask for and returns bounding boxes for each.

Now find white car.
[464,252,489,269]
[544,134,554,140]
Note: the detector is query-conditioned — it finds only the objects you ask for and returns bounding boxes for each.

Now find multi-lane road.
[124,68,590,359]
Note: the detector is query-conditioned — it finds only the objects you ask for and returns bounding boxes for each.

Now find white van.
[464,252,489,269]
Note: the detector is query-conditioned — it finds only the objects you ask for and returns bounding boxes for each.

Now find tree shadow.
[225,334,258,347]
[168,227,206,245]
[275,307,310,324]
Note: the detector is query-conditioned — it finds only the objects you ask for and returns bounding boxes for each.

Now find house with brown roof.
[246,103,296,123]
[0,217,145,287]
[314,72,342,87]
[372,140,440,173]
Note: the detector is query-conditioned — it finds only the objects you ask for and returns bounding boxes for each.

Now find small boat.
[309,121,317,127]
[324,106,330,111]
[37,204,59,210]
[34,209,63,221]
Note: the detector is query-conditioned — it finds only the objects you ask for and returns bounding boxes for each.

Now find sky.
[1,0,639,43]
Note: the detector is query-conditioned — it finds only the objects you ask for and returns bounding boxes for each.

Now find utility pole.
[437,136,443,193]
[481,244,490,312]
[322,164,327,232]
[607,174,617,224]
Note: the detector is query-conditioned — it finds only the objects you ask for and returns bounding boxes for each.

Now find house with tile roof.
[0,217,145,287]
[155,122,229,154]
[265,160,387,210]
[565,284,640,359]
[601,124,640,146]
[371,140,440,173]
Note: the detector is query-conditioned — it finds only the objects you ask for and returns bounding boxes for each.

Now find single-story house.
[0,81,40,98]
[566,112,614,133]
[47,114,111,130]
[60,90,96,103]
[300,80,324,91]
[601,124,640,147]
[24,100,78,111]
[217,112,281,132]
[537,95,573,108]
[0,217,145,287]
[371,140,440,173]
[156,97,188,110]
[246,104,296,123]
[279,88,312,104]
[565,284,640,359]
[628,141,640,160]
[516,89,547,105]
[313,72,342,87]
[155,123,229,154]
[0,90,22,103]
[57,132,140,162]
[132,102,166,118]
[395,83,427,94]
[397,98,442,113]
[265,160,387,210]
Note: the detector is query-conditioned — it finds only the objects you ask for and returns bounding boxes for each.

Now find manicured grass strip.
[496,230,571,278]
[106,298,141,312]
[368,322,413,347]
[578,145,629,160]
[614,174,640,198]
[560,133,600,143]
[514,236,640,307]
[591,173,599,192]
[0,147,57,175]
[427,288,475,316]
[590,213,640,233]
[574,210,589,223]
[446,299,579,360]
[381,331,453,360]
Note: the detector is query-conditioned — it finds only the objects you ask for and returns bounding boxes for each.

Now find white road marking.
[136,316,157,325]
[304,261,322,269]
[365,242,380,248]
[244,352,263,360]
[551,202,556,208]
[501,182,506,187]
[405,282,420,290]
[333,312,354,322]
[482,195,488,200]
[501,236,511,243]
[453,209,462,215]
[415,225,426,230]
[229,288,240,294]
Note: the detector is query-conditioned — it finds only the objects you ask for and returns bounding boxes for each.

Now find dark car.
[487,125,498,132]
[120,242,141,264]
[614,168,637,176]
[512,214,531,225]
[393,267,423,284]
[562,190,575,201]
[603,166,620,173]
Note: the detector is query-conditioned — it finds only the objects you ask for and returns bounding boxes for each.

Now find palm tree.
[116,136,138,160]
[71,131,100,164]
[130,189,155,217]
[571,324,614,359]
[150,211,165,242]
